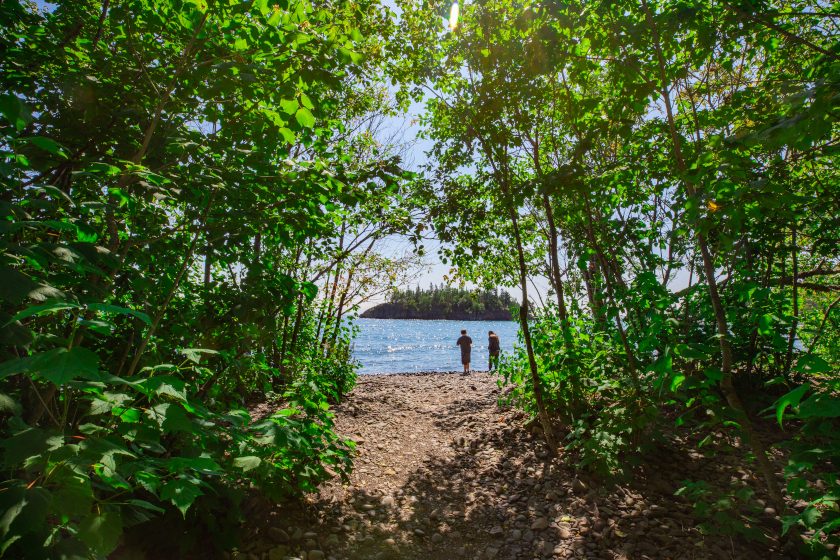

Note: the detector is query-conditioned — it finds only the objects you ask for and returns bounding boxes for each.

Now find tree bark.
[783,227,799,377]
[503,187,559,457]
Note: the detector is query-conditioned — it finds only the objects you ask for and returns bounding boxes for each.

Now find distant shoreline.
[358,317,516,321]
[359,302,516,321]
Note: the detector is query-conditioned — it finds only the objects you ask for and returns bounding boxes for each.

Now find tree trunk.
[504,188,559,457]
[784,227,799,377]
[541,194,570,326]
[279,313,290,374]
[204,243,212,286]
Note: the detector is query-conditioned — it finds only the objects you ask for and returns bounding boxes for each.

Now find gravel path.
[232,371,802,560]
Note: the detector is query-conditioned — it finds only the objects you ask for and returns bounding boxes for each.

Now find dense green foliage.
[0,0,415,557]
[3,0,840,557]
[384,284,519,316]
[389,0,840,555]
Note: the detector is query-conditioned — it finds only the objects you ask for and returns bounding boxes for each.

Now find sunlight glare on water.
[352,318,520,374]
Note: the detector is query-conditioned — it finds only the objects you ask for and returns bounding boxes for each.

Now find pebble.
[414,529,426,537]
[268,549,288,560]
[636,541,658,555]
[267,527,290,543]
[572,478,588,494]
[431,533,443,543]
[531,518,550,530]
[307,551,325,560]
[363,536,375,547]
[485,545,499,558]
[511,530,522,540]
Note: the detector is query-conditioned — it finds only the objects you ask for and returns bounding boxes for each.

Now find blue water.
[351,318,521,375]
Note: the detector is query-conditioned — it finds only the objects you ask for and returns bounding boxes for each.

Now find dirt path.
[233,371,798,560]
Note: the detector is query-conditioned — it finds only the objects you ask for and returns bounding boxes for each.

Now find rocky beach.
[233,371,801,560]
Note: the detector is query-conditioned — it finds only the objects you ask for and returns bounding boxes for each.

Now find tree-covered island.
[360,285,520,320]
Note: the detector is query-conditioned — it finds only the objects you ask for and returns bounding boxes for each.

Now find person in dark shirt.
[488,330,500,371]
[456,328,472,374]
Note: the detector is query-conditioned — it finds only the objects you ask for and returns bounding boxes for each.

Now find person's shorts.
[461,351,471,365]
[489,350,500,358]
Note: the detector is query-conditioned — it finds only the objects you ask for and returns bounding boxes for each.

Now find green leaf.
[233,456,261,472]
[160,479,203,517]
[23,137,68,159]
[792,355,832,374]
[51,479,94,518]
[78,512,123,556]
[166,457,221,473]
[757,314,775,336]
[1,428,63,467]
[278,127,295,144]
[279,98,298,115]
[79,319,115,335]
[34,184,76,206]
[781,514,800,535]
[295,107,315,128]
[145,403,192,434]
[0,311,34,349]
[703,368,725,381]
[735,486,754,502]
[0,482,51,553]
[7,301,81,324]
[0,94,34,132]
[126,500,165,513]
[800,506,821,527]
[773,384,809,426]
[697,521,719,535]
[0,268,65,305]
[79,436,135,465]
[0,393,22,416]
[28,347,101,384]
[267,8,282,25]
[143,376,187,401]
[179,348,218,364]
[798,393,840,418]
[299,281,318,301]
[88,303,152,325]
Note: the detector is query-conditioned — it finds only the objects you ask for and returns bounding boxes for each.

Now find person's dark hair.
[489,330,494,335]
[461,329,467,335]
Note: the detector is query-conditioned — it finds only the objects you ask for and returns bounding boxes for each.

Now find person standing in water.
[456,328,472,374]
[488,330,500,371]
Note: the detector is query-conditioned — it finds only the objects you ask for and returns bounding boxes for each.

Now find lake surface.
[351,318,521,375]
